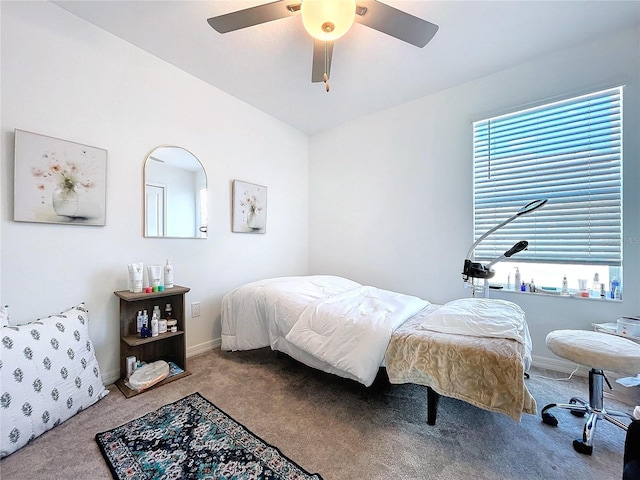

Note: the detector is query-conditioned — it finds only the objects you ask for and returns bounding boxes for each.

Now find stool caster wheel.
[572,439,593,455]
[569,399,586,418]
[542,412,558,426]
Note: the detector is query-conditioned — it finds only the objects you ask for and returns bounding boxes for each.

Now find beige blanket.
[386,310,537,421]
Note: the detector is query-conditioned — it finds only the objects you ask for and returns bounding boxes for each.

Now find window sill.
[496,288,622,302]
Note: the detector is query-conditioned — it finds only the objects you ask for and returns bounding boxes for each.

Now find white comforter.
[285,286,429,386]
[221,275,428,386]
[221,275,363,351]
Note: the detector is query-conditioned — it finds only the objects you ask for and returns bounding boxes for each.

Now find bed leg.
[426,386,440,426]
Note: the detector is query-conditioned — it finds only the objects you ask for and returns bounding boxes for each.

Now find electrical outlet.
[191,302,201,318]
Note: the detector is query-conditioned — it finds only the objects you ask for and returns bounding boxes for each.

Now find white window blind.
[473,87,622,266]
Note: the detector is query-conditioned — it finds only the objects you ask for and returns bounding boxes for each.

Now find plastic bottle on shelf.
[140,310,150,338]
[611,278,620,299]
[561,275,569,296]
[140,324,151,338]
[514,268,521,291]
[164,303,173,321]
[164,260,174,289]
[591,273,600,298]
[151,306,160,337]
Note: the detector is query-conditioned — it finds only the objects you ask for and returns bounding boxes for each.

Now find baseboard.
[531,355,588,377]
[103,348,592,385]
[102,369,121,386]
[187,338,221,358]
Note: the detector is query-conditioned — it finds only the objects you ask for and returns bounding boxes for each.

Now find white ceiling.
[53,1,640,135]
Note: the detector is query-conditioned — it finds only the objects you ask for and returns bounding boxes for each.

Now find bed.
[221,275,537,423]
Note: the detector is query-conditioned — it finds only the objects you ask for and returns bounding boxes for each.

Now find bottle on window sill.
[561,275,569,296]
[611,278,621,300]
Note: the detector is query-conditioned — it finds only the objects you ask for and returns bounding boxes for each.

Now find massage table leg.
[427,386,440,425]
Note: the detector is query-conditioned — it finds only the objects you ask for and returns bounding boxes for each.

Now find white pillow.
[417,298,528,344]
[1,303,109,458]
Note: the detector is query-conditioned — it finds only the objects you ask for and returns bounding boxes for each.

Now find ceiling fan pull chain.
[323,37,330,92]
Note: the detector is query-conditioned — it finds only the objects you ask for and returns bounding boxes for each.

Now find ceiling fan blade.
[207,1,301,34]
[312,39,334,83]
[354,0,438,48]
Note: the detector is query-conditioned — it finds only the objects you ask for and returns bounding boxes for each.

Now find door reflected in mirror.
[144,146,207,238]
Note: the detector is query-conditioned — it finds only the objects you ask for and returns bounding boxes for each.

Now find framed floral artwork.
[14,129,107,226]
[232,179,267,234]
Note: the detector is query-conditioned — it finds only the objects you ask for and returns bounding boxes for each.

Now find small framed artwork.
[232,179,267,234]
[14,129,107,226]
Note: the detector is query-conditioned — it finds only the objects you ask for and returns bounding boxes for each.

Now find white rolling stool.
[541,329,640,455]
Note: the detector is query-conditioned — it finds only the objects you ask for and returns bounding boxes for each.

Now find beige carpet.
[0,347,635,479]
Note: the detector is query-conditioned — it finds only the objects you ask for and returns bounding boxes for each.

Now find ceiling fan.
[207,0,439,91]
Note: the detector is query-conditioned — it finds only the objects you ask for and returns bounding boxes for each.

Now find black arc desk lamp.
[463,198,548,294]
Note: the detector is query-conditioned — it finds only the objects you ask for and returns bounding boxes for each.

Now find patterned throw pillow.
[0,306,8,327]
[0,303,109,458]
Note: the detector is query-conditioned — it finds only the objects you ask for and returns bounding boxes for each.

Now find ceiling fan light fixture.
[301,0,356,41]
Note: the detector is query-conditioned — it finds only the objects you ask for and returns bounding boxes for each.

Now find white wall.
[1,1,309,383]
[309,27,640,370]
[3,1,639,384]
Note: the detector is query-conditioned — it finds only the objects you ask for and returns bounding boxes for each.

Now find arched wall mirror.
[144,146,207,238]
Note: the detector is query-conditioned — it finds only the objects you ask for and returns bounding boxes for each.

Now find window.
[472,87,623,296]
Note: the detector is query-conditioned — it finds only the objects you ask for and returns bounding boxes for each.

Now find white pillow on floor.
[1,303,109,458]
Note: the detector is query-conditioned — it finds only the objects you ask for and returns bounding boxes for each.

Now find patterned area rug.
[95,392,323,480]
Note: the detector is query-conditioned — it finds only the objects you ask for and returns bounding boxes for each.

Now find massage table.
[221,275,537,424]
[387,307,537,423]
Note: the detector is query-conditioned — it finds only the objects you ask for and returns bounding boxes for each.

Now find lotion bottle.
[136,310,143,333]
[561,275,569,296]
[164,259,174,289]
[151,306,160,337]
[514,268,521,291]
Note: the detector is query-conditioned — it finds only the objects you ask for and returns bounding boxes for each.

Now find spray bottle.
[151,306,160,337]
[591,272,600,298]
